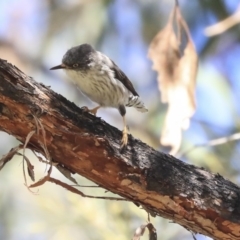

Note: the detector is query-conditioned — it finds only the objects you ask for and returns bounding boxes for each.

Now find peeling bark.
[0,59,240,239]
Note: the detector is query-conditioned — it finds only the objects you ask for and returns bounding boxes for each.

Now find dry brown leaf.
[176,4,198,115]
[148,4,180,103]
[147,223,157,240]
[28,117,53,188]
[148,1,198,155]
[22,130,36,187]
[25,158,35,181]
[0,115,54,189]
[132,224,146,240]
[0,144,35,182]
[29,167,51,188]
[17,153,35,181]
[132,223,157,240]
[0,145,21,170]
[47,177,126,201]
[55,164,78,184]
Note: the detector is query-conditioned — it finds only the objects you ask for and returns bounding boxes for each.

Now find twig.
[205,5,240,36]
[178,132,240,158]
[48,177,128,201]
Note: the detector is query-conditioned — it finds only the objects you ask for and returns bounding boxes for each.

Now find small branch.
[178,132,240,158]
[48,177,127,201]
[205,5,240,36]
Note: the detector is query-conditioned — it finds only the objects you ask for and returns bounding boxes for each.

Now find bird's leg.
[118,105,128,149]
[121,115,128,149]
[82,106,101,116]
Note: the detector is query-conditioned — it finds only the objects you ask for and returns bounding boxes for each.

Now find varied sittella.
[50,44,148,149]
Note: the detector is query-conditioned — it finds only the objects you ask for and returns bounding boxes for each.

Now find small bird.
[50,44,147,149]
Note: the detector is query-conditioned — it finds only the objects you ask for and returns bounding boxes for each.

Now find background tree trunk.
[0,59,240,240]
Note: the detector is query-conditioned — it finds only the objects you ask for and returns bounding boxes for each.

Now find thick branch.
[0,59,240,239]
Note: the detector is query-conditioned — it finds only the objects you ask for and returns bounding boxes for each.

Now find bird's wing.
[111,61,139,97]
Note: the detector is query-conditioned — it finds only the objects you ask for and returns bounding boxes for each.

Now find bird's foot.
[81,106,100,116]
[120,126,128,150]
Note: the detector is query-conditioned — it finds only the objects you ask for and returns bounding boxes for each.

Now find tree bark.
[0,58,240,239]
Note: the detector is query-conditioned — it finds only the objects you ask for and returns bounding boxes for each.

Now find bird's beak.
[50,64,66,70]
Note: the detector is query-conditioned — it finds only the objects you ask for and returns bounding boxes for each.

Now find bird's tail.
[126,96,148,112]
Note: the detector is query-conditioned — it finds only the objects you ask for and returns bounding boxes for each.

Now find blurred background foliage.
[0,0,240,239]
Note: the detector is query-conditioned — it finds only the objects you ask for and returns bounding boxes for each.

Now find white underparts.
[64,55,147,112]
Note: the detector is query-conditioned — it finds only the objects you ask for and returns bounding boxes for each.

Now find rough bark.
[0,59,240,239]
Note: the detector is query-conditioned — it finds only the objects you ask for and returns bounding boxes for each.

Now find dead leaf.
[148,4,180,103]
[28,117,53,188]
[23,154,35,181]
[17,153,35,181]
[47,177,127,201]
[29,166,51,188]
[146,223,157,240]
[132,225,146,240]
[132,223,157,240]
[0,145,21,170]
[148,1,198,155]
[55,164,78,184]
[22,130,36,187]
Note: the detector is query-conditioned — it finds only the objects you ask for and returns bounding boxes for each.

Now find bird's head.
[50,44,94,71]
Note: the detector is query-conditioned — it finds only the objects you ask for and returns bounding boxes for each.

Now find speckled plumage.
[61,44,147,113]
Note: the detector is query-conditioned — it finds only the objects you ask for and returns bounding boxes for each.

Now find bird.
[50,44,147,149]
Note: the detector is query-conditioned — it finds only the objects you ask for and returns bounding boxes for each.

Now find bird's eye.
[73,63,78,68]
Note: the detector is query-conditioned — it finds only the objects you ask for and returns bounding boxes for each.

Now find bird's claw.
[81,106,89,113]
[81,106,99,116]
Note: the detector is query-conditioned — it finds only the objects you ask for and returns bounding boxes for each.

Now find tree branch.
[0,59,240,239]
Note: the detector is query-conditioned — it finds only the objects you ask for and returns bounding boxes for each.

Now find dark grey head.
[50,44,95,70]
